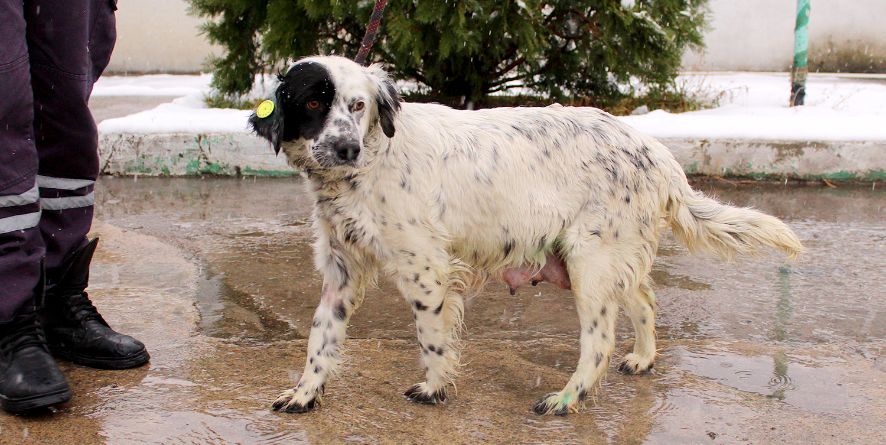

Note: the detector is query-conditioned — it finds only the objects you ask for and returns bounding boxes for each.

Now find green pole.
[790,0,811,106]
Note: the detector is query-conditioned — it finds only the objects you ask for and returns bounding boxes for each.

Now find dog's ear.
[367,64,401,138]
[249,89,285,154]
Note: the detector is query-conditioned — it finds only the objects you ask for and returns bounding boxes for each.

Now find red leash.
[354,0,388,65]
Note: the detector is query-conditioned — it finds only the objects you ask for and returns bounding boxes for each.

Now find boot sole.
[0,387,72,414]
[50,347,150,370]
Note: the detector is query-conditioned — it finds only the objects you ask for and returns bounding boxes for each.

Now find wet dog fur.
[250,55,804,415]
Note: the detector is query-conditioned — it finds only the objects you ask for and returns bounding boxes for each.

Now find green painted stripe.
[793,50,808,68]
[683,167,886,182]
[240,167,298,177]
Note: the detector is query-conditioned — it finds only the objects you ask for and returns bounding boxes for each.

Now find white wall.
[107,0,217,74]
[683,0,886,72]
[106,0,886,74]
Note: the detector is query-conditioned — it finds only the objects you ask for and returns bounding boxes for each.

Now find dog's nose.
[334,142,361,162]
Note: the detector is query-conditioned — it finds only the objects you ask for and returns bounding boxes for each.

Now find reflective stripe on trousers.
[0,182,41,234]
[37,175,96,211]
[0,176,95,235]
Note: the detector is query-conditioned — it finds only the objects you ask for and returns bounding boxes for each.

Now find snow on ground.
[93,74,211,97]
[98,72,886,141]
[620,73,886,141]
[97,74,276,134]
[98,94,253,134]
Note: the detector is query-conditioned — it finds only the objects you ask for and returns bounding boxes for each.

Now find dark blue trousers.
[0,0,116,321]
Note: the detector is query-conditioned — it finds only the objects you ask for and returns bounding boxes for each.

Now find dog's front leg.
[272,244,369,413]
[394,248,463,405]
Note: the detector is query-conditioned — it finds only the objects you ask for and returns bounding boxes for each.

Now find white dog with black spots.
[249,55,803,415]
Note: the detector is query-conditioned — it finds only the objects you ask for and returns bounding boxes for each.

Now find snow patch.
[619,73,886,141]
[92,74,212,97]
[99,94,252,134]
[97,72,886,141]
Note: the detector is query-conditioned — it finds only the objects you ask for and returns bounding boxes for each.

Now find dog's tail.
[664,159,803,260]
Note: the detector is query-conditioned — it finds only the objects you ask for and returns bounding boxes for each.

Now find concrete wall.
[683,0,886,72]
[107,0,886,74]
[107,0,217,74]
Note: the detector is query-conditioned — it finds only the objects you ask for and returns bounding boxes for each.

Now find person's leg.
[0,0,71,413]
[26,0,148,369]
[0,0,42,323]
[26,0,116,272]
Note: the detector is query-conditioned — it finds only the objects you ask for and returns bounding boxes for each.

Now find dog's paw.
[272,388,320,413]
[403,382,446,405]
[617,353,655,375]
[531,391,578,416]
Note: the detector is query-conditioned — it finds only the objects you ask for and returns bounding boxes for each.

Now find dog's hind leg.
[272,240,373,413]
[618,276,656,374]
[392,246,464,405]
[532,242,623,416]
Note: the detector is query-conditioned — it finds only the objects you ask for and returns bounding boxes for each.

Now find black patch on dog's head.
[249,61,336,153]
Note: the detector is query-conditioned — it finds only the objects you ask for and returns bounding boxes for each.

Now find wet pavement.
[88,96,181,123]
[1,178,883,444]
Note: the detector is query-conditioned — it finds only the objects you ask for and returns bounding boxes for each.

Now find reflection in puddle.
[772,266,794,343]
[195,270,299,341]
[768,266,794,401]
[677,348,851,413]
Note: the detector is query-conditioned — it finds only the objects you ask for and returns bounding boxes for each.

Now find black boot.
[0,304,72,413]
[40,238,149,370]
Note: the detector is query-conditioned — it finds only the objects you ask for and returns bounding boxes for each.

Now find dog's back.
[379,103,687,271]
[387,101,801,261]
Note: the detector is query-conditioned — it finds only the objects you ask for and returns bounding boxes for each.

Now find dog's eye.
[353,101,365,112]
[306,100,321,110]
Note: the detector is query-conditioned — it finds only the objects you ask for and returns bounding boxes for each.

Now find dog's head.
[249,56,400,170]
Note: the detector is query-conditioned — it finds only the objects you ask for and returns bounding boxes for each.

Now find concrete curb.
[98,133,292,177]
[98,132,886,181]
[662,138,885,181]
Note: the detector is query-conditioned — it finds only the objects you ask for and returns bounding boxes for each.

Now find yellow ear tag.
[256,100,275,119]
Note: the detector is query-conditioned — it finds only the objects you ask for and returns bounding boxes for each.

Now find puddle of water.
[28,177,875,444]
[95,178,886,346]
[195,271,298,342]
[645,385,758,444]
[654,224,885,345]
[97,179,883,359]
[675,347,853,414]
[101,409,310,445]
